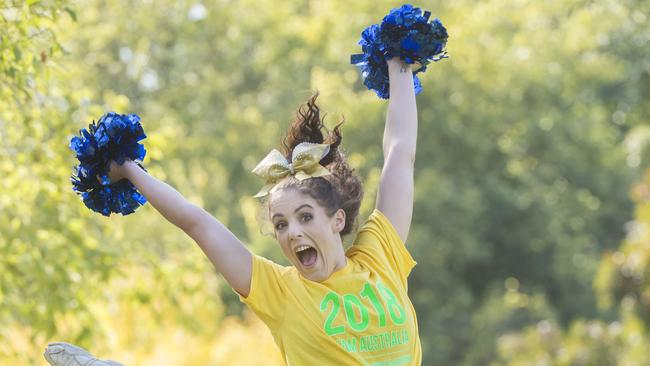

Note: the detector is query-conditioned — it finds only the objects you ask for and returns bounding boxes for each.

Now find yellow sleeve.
[349,209,417,288]
[237,254,288,330]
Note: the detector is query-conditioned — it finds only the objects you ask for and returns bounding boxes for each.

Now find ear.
[332,209,346,233]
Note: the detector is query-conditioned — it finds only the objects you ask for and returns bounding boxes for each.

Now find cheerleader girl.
[46,56,421,366]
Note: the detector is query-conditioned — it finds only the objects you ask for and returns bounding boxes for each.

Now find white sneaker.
[44,342,124,366]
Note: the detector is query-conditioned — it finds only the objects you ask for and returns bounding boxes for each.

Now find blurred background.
[1,0,649,364]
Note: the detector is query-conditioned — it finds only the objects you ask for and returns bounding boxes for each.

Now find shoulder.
[354,209,404,243]
[347,209,417,285]
[251,254,298,278]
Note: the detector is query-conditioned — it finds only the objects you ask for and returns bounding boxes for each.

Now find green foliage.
[495,311,649,366]
[0,0,112,344]
[461,284,557,365]
[596,170,650,325]
[493,171,650,365]
[0,0,73,101]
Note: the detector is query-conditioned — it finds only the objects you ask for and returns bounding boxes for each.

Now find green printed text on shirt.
[319,280,411,354]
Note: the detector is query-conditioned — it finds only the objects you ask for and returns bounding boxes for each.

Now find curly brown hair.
[268,90,364,237]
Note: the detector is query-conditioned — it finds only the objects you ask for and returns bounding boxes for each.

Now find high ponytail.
[273,90,363,237]
[280,91,342,165]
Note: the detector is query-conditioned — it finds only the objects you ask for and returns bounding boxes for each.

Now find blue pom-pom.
[70,112,148,216]
[351,4,448,99]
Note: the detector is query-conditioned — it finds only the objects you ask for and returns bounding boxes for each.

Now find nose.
[288,227,303,241]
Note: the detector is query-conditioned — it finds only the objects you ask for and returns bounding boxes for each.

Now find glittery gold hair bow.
[252,142,332,198]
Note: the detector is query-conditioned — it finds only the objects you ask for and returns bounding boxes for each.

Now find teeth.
[295,245,311,253]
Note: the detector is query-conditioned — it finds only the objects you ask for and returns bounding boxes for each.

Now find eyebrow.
[271,204,313,220]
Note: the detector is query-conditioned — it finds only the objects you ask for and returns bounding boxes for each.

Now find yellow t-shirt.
[239,209,421,366]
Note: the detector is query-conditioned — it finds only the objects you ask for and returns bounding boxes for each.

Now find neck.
[330,237,347,272]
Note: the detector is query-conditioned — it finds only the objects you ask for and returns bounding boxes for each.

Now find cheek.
[275,229,286,241]
[277,236,291,254]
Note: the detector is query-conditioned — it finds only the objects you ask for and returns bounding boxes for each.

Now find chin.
[302,269,326,282]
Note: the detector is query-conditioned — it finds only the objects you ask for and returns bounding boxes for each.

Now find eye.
[301,213,313,222]
[274,221,286,231]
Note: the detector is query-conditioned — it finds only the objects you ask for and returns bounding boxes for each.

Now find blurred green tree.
[495,168,650,365]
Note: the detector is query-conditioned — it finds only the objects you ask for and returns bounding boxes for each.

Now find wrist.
[387,57,402,69]
[387,57,421,73]
[122,160,140,178]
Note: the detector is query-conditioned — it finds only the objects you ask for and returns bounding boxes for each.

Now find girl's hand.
[387,57,422,72]
[107,160,131,183]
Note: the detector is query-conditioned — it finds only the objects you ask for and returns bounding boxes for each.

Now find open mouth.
[295,245,318,268]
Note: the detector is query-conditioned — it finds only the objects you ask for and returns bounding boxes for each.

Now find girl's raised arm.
[375,57,417,243]
[112,160,252,297]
